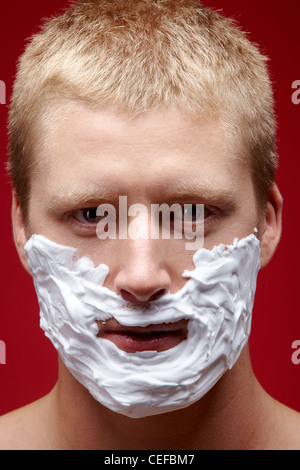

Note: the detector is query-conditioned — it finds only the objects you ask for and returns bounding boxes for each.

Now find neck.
[41,345,276,450]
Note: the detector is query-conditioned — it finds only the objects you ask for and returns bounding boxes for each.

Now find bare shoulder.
[0,405,32,449]
[267,400,300,450]
[0,397,52,450]
[280,406,300,449]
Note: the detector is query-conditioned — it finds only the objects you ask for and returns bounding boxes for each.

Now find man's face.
[24,106,260,352]
[28,106,260,283]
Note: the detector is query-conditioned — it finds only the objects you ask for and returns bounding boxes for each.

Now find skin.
[0,106,299,449]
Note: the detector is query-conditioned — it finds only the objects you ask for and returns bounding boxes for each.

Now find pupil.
[84,208,98,221]
[186,205,198,221]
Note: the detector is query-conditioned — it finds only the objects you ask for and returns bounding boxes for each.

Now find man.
[0,0,299,449]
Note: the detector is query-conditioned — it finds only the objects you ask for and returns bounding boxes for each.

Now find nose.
[113,240,172,303]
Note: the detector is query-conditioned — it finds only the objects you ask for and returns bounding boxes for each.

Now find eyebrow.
[47,183,115,213]
[159,180,239,208]
[47,179,239,213]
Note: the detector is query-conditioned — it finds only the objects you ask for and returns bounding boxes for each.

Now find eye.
[178,204,211,224]
[73,207,101,224]
[183,204,207,222]
[167,204,212,239]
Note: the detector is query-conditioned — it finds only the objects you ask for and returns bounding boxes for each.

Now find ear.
[259,184,283,269]
[12,192,31,275]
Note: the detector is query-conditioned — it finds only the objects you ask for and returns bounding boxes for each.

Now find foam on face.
[25,233,260,418]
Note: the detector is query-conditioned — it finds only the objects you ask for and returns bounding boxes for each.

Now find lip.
[97,319,188,353]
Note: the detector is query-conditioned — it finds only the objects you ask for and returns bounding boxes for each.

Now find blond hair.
[8,0,277,219]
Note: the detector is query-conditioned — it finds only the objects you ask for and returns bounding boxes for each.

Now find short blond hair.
[8,0,277,220]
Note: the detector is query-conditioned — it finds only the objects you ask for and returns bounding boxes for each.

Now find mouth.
[97,318,188,353]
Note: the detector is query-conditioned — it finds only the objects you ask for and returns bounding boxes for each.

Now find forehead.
[33,104,250,202]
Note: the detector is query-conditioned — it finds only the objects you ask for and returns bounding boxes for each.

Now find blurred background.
[0,0,299,415]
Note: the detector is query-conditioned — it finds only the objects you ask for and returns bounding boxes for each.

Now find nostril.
[118,287,167,304]
[119,289,136,303]
[149,289,167,302]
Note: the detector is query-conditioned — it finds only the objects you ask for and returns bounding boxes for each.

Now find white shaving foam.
[25,233,260,418]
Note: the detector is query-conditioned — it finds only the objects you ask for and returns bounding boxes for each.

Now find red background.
[0,0,299,416]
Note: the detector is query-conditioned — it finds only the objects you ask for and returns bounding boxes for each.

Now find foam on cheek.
[25,233,260,418]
